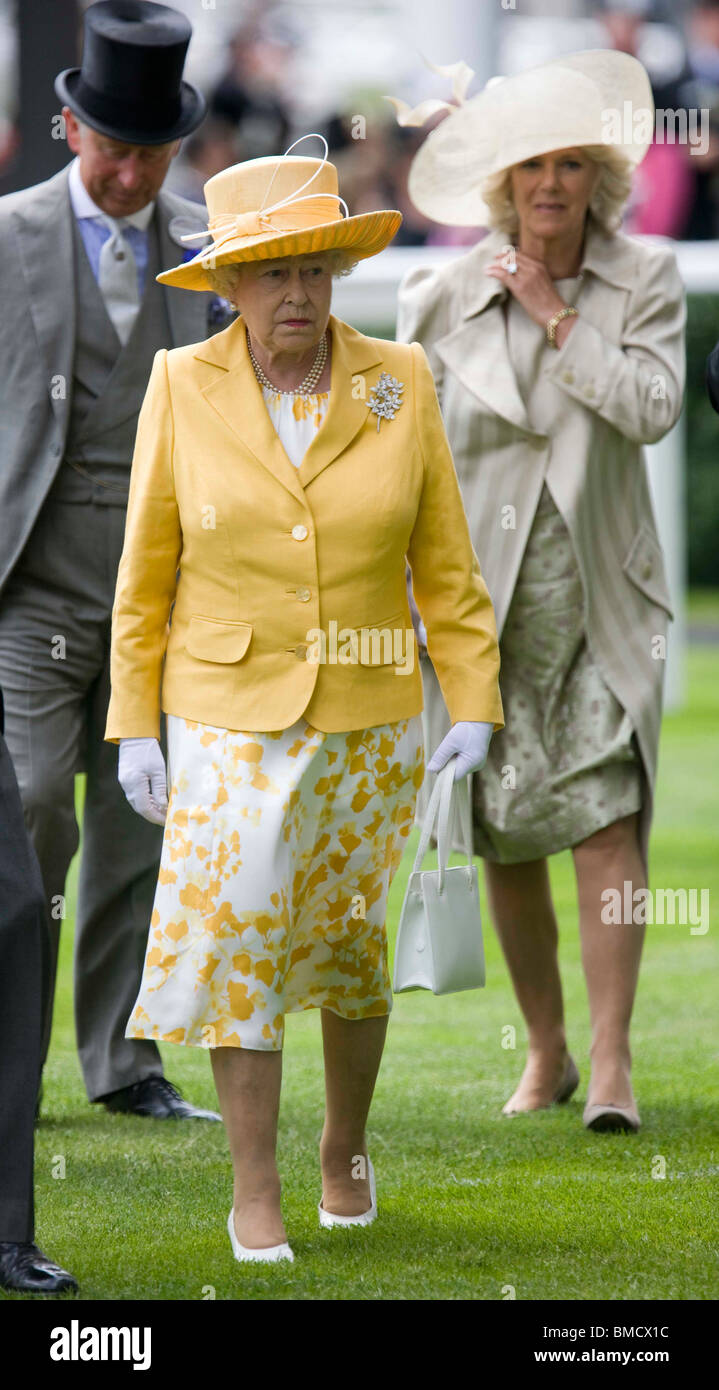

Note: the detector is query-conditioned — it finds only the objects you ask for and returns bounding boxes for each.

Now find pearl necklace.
[247,329,327,397]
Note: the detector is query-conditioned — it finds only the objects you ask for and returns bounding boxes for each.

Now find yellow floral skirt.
[126,712,425,1051]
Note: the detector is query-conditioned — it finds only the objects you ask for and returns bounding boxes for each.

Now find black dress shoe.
[0,1242,77,1295]
[99,1076,221,1120]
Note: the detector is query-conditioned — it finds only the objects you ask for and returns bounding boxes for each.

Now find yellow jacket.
[104,313,504,742]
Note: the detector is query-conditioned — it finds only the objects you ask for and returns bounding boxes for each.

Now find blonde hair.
[204,247,359,301]
[480,145,634,236]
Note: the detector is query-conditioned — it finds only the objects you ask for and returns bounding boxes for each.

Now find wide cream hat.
[158,137,402,290]
[402,49,654,227]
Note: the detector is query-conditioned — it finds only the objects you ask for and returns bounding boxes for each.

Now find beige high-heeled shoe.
[583,1103,640,1133]
[502,1054,580,1115]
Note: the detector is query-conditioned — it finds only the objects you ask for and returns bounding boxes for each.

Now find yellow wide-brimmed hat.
[158,136,402,291]
[396,49,654,228]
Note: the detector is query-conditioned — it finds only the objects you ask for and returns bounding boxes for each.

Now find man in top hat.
[0,0,232,1121]
[0,688,77,1293]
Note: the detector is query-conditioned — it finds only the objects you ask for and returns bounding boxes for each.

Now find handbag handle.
[435,761,473,890]
[410,757,474,891]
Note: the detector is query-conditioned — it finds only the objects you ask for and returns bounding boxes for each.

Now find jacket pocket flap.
[622,526,674,619]
[357,613,406,665]
[186,616,253,663]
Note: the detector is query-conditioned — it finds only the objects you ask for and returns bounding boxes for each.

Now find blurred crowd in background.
[158,0,719,243]
[99,0,719,244]
[4,0,719,240]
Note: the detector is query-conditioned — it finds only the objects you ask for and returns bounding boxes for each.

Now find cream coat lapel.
[434,232,533,434]
[12,166,76,443]
[579,219,638,292]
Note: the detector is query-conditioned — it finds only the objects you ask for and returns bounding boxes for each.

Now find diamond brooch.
[367,372,404,431]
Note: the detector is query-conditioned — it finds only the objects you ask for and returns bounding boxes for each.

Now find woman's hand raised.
[485,247,574,336]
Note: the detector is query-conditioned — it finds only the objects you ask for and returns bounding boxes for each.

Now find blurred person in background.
[703,313,719,406]
[325,110,432,246]
[165,115,240,204]
[599,0,695,236]
[680,0,719,237]
[387,127,440,246]
[209,14,294,161]
[397,49,685,1135]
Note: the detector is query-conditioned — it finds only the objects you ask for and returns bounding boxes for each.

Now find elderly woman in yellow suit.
[104,140,504,1263]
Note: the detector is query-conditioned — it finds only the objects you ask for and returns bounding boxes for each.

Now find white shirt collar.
[68,156,155,231]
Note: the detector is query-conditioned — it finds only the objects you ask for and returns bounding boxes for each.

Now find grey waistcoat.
[52,212,171,508]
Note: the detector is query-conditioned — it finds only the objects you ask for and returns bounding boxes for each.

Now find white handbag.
[393,757,485,995]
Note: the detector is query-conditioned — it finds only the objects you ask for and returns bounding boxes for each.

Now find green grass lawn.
[14,649,719,1301]
[686,586,719,627]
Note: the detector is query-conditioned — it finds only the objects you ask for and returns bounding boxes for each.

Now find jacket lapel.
[195,314,383,503]
[298,316,383,488]
[197,316,307,505]
[157,193,210,348]
[579,220,638,291]
[435,231,532,434]
[12,166,76,441]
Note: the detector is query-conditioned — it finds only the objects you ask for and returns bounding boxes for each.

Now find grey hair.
[480,145,635,236]
[204,248,359,301]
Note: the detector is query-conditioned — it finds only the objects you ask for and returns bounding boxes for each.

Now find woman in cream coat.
[104,142,503,1262]
[397,51,686,1133]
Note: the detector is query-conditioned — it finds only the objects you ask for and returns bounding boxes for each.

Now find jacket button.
[562,370,575,384]
[296,587,311,602]
[295,644,307,660]
[642,560,652,579]
[292,525,308,541]
[584,384,595,398]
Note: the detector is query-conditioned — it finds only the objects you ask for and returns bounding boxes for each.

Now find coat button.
[292,524,308,541]
[296,587,311,602]
[562,370,575,384]
[584,384,595,398]
[642,560,653,579]
[295,644,307,660]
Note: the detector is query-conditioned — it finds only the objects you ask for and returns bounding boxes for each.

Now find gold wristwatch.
[545,306,578,348]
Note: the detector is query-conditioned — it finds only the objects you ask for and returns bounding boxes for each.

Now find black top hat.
[55,0,206,146]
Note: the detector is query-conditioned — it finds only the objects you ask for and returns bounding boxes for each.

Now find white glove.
[118,737,168,825]
[427,720,494,781]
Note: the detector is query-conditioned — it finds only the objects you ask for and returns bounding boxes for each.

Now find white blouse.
[261,386,330,468]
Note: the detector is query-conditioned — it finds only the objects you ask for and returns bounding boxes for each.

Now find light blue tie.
[97,215,139,345]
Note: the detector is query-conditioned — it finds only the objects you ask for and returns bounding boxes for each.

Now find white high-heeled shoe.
[227,1210,294,1263]
[319,1157,377,1228]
